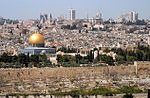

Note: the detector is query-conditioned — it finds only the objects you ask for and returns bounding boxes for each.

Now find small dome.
[28,33,44,44]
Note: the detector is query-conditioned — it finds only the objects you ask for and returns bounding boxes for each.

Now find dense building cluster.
[0,11,150,65]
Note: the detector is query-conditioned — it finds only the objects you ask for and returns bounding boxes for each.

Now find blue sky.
[0,0,149,20]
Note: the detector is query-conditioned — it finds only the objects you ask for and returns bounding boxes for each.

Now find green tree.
[119,86,142,94]
[17,54,27,67]
[126,56,136,62]
[116,55,125,64]
[0,53,10,63]
[87,50,94,62]
[122,93,133,98]
[11,55,18,63]
[57,55,64,63]
[75,54,82,64]
[39,54,47,62]
[99,54,114,65]
[57,55,77,66]
[30,54,40,67]
[90,87,113,95]
[136,50,144,61]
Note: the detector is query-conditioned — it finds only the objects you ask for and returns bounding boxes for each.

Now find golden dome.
[28,33,44,44]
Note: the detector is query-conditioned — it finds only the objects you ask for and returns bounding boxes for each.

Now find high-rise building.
[69,8,76,20]
[40,13,48,24]
[95,12,102,20]
[148,31,150,46]
[44,14,48,20]
[128,11,138,22]
[49,13,52,21]
[133,12,138,22]
[117,11,138,23]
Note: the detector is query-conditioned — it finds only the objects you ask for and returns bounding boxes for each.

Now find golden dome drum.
[28,33,44,44]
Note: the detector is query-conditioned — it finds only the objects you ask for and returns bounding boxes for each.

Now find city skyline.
[0,0,150,20]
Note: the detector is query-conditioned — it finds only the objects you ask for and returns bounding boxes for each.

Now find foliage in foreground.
[122,93,134,98]
[50,86,143,96]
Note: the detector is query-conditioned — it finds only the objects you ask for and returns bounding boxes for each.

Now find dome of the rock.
[28,33,44,44]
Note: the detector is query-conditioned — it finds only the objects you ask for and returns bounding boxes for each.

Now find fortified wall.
[0,62,150,94]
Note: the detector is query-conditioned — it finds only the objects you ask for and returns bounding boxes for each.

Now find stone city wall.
[0,63,150,94]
